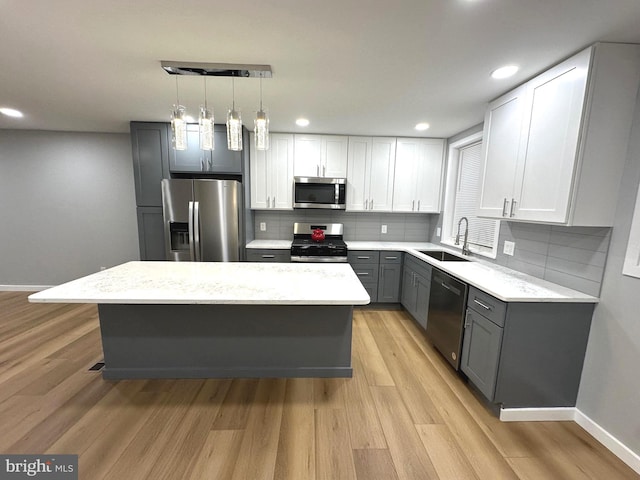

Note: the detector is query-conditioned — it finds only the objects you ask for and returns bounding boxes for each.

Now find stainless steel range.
[290,223,348,263]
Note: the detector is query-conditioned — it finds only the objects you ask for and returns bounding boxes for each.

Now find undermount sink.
[418,250,469,262]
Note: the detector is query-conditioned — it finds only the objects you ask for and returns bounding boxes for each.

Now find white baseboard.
[574,409,640,475]
[500,406,576,422]
[0,285,53,292]
[500,407,640,475]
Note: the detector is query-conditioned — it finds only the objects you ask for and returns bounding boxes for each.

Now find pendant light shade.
[199,78,214,151]
[226,78,243,151]
[170,77,187,150]
[254,74,269,150]
[171,104,188,150]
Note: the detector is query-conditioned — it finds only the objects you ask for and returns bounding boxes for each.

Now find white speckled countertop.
[28,261,371,306]
[246,240,598,303]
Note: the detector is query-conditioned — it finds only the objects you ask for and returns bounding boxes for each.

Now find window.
[442,132,500,258]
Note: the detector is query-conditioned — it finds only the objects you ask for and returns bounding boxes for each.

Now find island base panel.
[97,304,353,379]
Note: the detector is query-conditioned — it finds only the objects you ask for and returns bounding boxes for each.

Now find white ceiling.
[2,0,640,138]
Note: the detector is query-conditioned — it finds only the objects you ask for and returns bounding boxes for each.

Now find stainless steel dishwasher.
[425,269,468,370]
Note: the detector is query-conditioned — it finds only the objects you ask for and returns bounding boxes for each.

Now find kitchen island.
[28,261,370,379]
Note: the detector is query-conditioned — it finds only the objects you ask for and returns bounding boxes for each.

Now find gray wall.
[0,130,139,287]
[576,87,640,456]
[254,211,434,242]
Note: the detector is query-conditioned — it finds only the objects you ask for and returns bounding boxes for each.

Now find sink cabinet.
[478,43,640,226]
[401,255,432,328]
[461,286,594,408]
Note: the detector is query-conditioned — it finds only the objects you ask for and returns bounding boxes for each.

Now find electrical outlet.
[259,222,267,232]
[436,227,441,237]
[381,224,387,234]
[503,240,515,256]
[100,266,106,271]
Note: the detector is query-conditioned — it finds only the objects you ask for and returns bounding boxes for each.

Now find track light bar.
[161,61,272,78]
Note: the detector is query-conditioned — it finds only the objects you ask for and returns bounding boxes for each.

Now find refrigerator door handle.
[188,201,196,261]
[193,201,201,261]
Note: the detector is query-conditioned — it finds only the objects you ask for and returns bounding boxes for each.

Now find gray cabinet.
[378,252,403,303]
[348,251,380,302]
[130,122,170,207]
[246,249,291,262]
[136,207,165,261]
[169,124,242,174]
[401,255,432,328]
[461,286,594,408]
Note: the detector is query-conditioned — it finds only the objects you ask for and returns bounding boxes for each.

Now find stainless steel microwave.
[293,176,347,209]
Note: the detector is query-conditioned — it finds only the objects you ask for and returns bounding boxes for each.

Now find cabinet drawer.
[350,264,379,281]
[348,251,380,264]
[379,251,403,264]
[246,249,291,262]
[467,286,506,327]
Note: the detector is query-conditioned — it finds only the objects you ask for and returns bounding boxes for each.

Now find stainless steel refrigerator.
[161,179,241,262]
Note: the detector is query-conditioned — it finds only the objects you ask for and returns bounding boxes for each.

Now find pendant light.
[199,77,214,151]
[226,77,243,151]
[170,76,188,150]
[254,73,269,150]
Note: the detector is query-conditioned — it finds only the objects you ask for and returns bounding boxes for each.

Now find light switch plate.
[381,224,387,234]
[436,227,441,237]
[503,240,515,256]
[259,222,267,232]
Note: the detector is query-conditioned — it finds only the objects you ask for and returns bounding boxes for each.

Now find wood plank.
[230,378,287,480]
[211,378,260,430]
[274,378,316,480]
[352,310,395,386]
[353,448,399,480]
[313,377,347,410]
[187,430,244,480]
[369,386,439,480]
[315,408,357,480]
[416,424,480,480]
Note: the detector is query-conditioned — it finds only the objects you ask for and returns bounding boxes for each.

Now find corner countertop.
[245,239,598,303]
[28,261,370,306]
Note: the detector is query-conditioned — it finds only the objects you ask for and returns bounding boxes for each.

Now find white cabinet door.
[250,136,269,209]
[269,134,294,209]
[346,136,371,211]
[250,133,293,210]
[514,48,590,223]
[293,135,322,177]
[368,137,396,211]
[415,139,445,212]
[393,138,444,212]
[477,85,527,219]
[322,135,348,177]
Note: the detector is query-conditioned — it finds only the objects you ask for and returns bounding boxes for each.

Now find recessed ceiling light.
[415,122,430,131]
[296,118,310,127]
[0,107,24,118]
[491,65,519,79]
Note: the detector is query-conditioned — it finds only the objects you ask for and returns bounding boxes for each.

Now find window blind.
[452,142,497,248]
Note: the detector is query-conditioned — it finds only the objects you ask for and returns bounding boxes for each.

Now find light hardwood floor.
[1,291,637,479]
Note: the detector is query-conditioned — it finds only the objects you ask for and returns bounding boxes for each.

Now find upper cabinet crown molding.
[478,43,640,226]
[293,134,348,178]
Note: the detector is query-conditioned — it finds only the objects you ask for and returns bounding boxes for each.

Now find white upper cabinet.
[250,133,294,210]
[294,134,348,177]
[478,43,640,226]
[392,138,445,213]
[346,137,396,212]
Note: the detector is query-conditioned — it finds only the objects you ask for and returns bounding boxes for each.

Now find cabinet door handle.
[262,255,275,259]
[417,200,420,210]
[357,272,369,276]
[272,197,275,208]
[385,256,398,260]
[357,256,371,260]
[473,298,492,311]
[510,198,517,217]
[370,199,374,210]
[412,200,415,211]
[201,158,205,171]
[441,281,452,291]
[502,198,509,217]
[365,199,369,210]
[267,196,270,208]
[464,310,472,328]
[323,165,326,177]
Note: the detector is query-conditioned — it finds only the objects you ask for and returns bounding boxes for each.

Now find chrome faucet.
[455,216,470,255]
